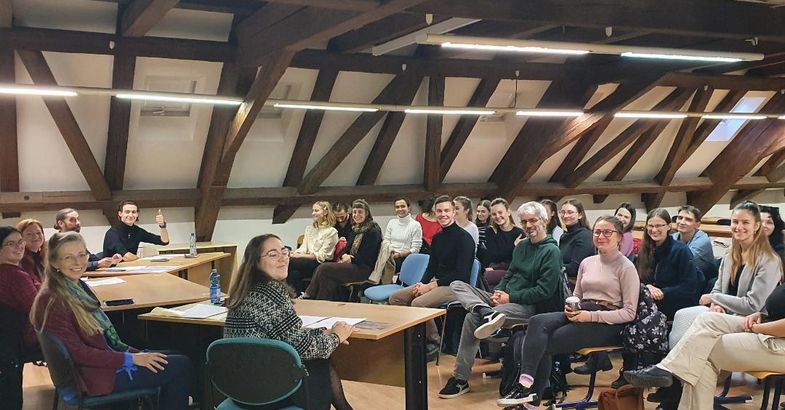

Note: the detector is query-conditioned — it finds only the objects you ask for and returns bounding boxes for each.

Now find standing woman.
[224,234,354,410]
[287,201,339,295]
[478,198,524,287]
[304,200,382,301]
[476,200,492,250]
[498,216,640,407]
[416,196,442,255]
[16,219,46,286]
[614,203,637,259]
[636,208,702,320]
[541,199,563,244]
[454,196,480,248]
[30,232,192,409]
[559,199,595,285]
[0,226,41,409]
[760,205,785,269]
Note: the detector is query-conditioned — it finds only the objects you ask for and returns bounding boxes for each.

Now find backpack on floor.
[598,385,644,410]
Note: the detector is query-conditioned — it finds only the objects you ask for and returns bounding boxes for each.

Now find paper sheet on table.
[178,304,228,319]
[83,277,125,287]
[141,254,188,261]
[299,315,327,327]
[303,317,366,329]
[106,265,178,273]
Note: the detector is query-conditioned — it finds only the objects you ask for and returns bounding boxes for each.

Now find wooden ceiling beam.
[297,75,422,195]
[0,48,18,218]
[120,0,179,37]
[17,50,112,201]
[439,77,501,179]
[409,0,785,42]
[661,72,785,92]
[0,0,11,27]
[756,149,785,182]
[273,69,339,224]
[424,75,444,191]
[264,0,380,11]
[689,93,785,211]
[238,0,428,67]
[563,88,693,189]
[328,13,440,53]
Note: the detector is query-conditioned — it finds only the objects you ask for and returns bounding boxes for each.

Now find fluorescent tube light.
[621,52,743,63]
[372,18,481,56]
[441,42,589,55]
[702,113,767,120]
[0,85,78,97]
[615,111,688,119]
[115,92,242,106]
[515,110,584,117]
[404,108,496,115]
[273,103,378,112]
[779,115,785,120]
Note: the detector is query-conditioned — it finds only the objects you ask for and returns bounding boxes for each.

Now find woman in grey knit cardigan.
[224,234,354,410]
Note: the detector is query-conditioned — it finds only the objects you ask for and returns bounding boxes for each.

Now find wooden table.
[88,273,212,312]
[85,252,230,288]
[154,242,238,288]
[139,300,444,410]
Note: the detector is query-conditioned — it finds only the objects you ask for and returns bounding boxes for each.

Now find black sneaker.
[611,372,629,389]
[474,311,507,339]
[574,353,613,375]
[438,377,470,399]
[496,384,538,407]
[624,366,674,388]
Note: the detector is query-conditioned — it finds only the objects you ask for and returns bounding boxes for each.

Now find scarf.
[65,279,130,352]
[350,220,380,256]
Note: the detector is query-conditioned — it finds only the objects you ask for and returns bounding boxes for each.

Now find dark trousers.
[519,312,624,398]
[113,353,192,410]
[0,362,22,410]
[287,258,321,294]
[305,263,370,301]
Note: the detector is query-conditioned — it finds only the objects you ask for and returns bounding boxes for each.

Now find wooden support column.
[424,75,444,192]
[0,47,18,218]
[17,50,112,202]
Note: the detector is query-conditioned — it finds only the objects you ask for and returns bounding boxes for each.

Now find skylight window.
[705,96,767,142]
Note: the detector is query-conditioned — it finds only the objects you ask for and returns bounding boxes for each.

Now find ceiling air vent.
[140,76,197,117]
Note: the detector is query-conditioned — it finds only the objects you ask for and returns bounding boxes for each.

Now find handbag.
[598,385,644,410]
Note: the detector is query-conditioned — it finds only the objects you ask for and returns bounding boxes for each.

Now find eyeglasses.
[646,223,669,230]
[521,218,541,226]
[2,239,26,248]
[592,230,618,238]
[262,249,291,259]
[60,252,89,265]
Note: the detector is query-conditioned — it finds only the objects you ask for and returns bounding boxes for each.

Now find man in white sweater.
[385,198,423,270]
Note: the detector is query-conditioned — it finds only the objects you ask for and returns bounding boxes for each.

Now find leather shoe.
[610,372,629,389]
[624,366,673,388]
[574,353,613,375]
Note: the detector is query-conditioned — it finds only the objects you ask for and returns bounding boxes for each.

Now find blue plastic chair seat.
[363,284,404,302]
[63,387,159,407]
[217,398,303,410]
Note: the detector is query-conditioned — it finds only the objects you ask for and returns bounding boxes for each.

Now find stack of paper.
[150,304,227,319]
[300,316,366,329]
[83,277,125,287]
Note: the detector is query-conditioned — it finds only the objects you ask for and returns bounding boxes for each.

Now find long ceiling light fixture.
[273,102,378,112]
[516,110,584,117]
[417,34,764,62]
[701,113,768,120]
[614,111,688,119]
[115,91,242,106]
[0,84,78,97]
[405,107,496,115]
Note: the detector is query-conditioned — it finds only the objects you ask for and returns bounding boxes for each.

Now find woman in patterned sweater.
[224,234,354,410]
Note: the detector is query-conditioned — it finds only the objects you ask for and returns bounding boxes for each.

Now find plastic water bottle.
[209,269,221,304]
[189,233,198,257]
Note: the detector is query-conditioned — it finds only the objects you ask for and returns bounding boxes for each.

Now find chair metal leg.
[557,353,600,409]
[51,390,59,410]
[436,312,447,366]
[772,378,783,410]
[714,373,752,406]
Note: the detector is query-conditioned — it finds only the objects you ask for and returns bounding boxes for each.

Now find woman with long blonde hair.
[288,201,339,294]
[30,232,191,409]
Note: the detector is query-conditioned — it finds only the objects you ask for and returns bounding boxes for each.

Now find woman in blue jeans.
[498,216,640,408]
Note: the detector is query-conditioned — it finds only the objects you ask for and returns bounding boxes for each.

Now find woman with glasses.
[225,234,354,410]
[16,219,46,286]
[498,216,640,408]
[0,226,41,409]
[287,201,339,295]
[30,232,192,409]
[303,199,382,301]
[636,208,702,320]
[559,199,595,285]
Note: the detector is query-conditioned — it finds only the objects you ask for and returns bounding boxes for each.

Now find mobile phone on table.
[105,298,134,306]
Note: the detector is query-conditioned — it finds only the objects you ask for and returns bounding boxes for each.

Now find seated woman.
[636,208,702,320]
[498,216,640,407]
[559,199,595,286]
[103,200,169,261]
[454,196,480,248]
[303,199,382,301]
[625,283,785,409]
[476,199,492,250]
[614,203,636,259]
[30,232,191,409]
[0,226,42,409]
[287,201,339,295]
[541,199,563,244]
[760,205,785,269]
[478,198,523,288]
[224,234,354,410]
[383,197,422,271]
[416,196,441,254]
[16,219,46,286]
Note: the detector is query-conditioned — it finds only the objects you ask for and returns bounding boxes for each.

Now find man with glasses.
[672,205,715,287]
[438,201,563,399]
[54,208,122,271]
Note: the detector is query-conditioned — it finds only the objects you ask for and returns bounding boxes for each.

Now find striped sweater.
[224,280,339,360]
